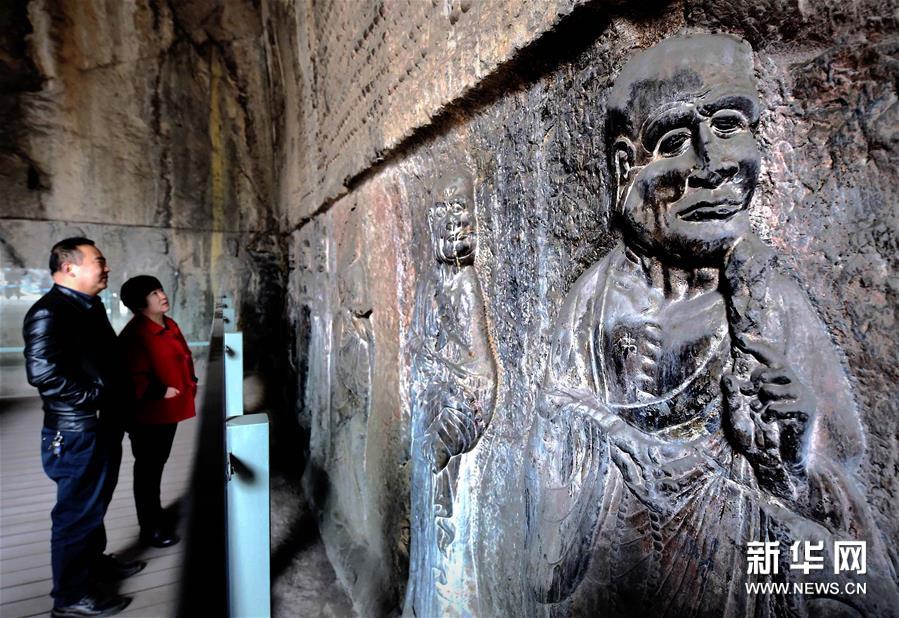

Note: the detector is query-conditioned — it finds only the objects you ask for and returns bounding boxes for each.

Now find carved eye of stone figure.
[655,110,749,160]
[709,109,749,136]
[654,127,692,158]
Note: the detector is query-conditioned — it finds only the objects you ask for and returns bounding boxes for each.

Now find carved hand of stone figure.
[603,420,666,504]
[541,387,708,514]
[423,390,481,473]
[556,403,651,491]
[723,335,815,498]
[722,232,816,499]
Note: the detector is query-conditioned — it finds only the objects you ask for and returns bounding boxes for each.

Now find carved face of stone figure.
[429,172,475,265]
[608,34,761,264]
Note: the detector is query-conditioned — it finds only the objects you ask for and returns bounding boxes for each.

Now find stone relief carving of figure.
[295,226,333,469]
[405,170,497,617]
[330,233,374,536]
[526,34,898,616]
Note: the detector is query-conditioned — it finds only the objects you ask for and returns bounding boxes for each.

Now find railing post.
[181,296,271,618]
[224,331,243,417]
[226,413,271,618]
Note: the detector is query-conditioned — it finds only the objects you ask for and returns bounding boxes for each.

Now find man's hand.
[163,387,181,399]
[724,335,815,498]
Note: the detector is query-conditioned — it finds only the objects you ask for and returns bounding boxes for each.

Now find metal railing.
[177,296,271,618]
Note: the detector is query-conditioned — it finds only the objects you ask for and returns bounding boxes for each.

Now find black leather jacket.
[23,284,127,431]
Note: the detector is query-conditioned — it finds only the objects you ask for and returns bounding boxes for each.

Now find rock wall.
[284,0,899,615]
[263,0,591,224]
[1,0,284,399]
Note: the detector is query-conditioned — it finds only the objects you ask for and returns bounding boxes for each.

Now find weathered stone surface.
[1,0,284,386]
[265,0,590,224]
[0,1,44,217]
[0,0,277,228]
[290,176,415,615]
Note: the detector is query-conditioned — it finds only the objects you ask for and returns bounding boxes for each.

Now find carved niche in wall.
[525,34,898,616]
[405,170,497,617]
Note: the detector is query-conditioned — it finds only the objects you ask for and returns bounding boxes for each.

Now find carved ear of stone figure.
[526,33,898,617]
[611,137,636,211]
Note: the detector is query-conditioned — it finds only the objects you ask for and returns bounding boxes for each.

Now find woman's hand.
[164,386,181,399]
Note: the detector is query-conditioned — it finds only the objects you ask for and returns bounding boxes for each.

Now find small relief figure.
[295,227,332,469]
[333,256,373,433]
[526,34,898,616]
[405,171,497,617]
[330,242,374,536]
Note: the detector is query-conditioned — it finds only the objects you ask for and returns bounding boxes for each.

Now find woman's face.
[143,288,170,316]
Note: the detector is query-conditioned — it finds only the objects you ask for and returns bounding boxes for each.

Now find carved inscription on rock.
[525,34,898,616]
[405,171,498,617]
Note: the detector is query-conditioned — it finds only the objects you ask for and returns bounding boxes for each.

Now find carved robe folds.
[526,243,897,616]
[406,264,496,617]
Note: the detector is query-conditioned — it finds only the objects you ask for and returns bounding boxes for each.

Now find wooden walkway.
[0,396,197,617]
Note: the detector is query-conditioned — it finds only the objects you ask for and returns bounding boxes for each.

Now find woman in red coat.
[119,276,196,548]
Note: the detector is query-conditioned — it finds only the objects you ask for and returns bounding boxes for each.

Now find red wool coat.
[120,314,197,425]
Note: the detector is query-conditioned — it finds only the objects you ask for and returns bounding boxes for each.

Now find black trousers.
[129,423,177,533]
[41,425,122,606]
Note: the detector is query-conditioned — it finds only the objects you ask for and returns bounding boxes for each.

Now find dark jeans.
[129,423,177,533]
[40,425,122,606]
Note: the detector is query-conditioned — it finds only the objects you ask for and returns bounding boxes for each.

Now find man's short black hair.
[49,237,95,274]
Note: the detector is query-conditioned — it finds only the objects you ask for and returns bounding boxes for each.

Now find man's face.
[62,244,109,296]
[431,194,475,265]
[612,38,761,264]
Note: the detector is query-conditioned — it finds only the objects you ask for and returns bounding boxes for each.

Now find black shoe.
[139,528,180,548]
[95,553,146,581]
[51,593,132,617]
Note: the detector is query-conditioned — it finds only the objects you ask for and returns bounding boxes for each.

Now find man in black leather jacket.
[23,237,143,618]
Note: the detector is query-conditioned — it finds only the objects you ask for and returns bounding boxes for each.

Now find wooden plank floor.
[0,396,197,617]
